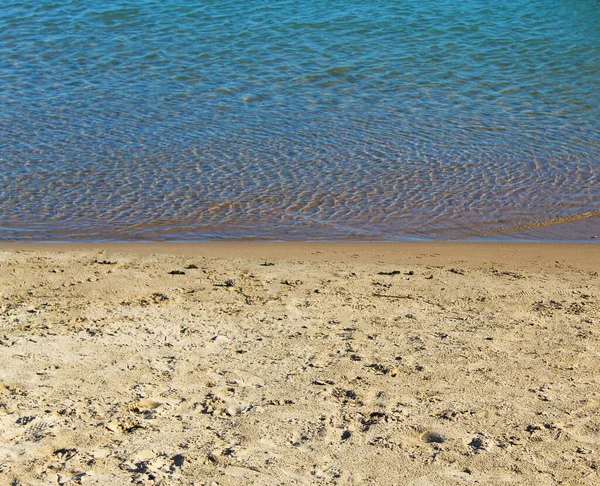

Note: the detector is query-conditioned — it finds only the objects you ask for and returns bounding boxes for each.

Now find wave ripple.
[1,0,599,240]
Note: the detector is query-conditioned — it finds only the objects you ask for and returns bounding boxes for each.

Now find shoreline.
[1,240,599,271]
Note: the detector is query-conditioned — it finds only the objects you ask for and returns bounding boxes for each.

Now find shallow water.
[1,0,599,241]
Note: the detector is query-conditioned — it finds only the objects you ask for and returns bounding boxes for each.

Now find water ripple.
[1,0,599,240]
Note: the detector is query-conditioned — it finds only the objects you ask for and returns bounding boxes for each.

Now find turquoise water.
[1,0,599,240]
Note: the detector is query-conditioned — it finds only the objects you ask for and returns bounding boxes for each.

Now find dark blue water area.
[1,0,599,241]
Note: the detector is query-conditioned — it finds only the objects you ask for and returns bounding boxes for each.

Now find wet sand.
[0,242,599,485]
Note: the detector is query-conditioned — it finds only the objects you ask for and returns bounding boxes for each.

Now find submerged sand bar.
[0,242,599,485]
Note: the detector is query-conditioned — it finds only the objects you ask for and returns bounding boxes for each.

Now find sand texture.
[0,244,599,485]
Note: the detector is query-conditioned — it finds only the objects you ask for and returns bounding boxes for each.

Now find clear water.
[1,0,599,241]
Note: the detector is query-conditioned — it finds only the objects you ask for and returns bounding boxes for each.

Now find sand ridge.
[0,246,599,485]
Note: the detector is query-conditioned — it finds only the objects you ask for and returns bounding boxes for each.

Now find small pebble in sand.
[421,431,446,443]
[212,335,230,344]
[58,474,70,484]
[172,454,185,467]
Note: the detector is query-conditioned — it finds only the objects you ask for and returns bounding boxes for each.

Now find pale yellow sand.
[0,243,599,485]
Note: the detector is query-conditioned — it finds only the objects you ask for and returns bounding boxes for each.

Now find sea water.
[1,0,599,241]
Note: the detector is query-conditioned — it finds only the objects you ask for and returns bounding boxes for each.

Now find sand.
[0,242,599,485]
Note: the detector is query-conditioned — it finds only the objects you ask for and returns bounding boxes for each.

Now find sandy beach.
[0,242,599,485]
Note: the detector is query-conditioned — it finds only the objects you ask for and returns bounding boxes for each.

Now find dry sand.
[0,242,599,485]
